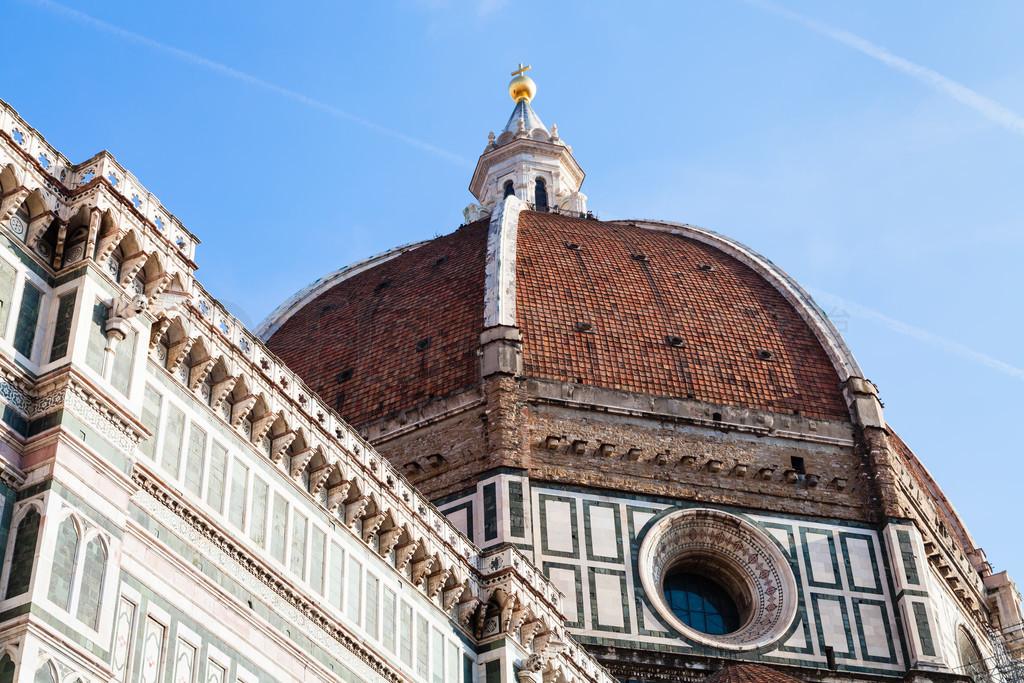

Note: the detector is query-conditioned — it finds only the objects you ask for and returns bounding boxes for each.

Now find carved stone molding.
[131,469,399,683]
[0,373,144,457]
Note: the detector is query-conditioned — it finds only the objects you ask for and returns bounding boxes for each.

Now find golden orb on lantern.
[509,63,536,103]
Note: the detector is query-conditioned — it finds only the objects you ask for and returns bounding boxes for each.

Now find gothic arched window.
[535,178,548,211]
[958,628,987,682]
[503,180,514,198]
[5,508,41,599]
[33,661,55,683]
[48,517,80,610]
[0,653,15,683]
[76,536,107,629]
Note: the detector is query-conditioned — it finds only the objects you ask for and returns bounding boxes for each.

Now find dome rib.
[619,218,864,385]
[515,212,852,421]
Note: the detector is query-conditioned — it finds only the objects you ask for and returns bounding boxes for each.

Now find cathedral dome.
[259,207,853,428]
[251,73,1024,676]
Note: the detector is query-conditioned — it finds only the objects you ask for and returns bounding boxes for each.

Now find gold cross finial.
[511,63,531,78]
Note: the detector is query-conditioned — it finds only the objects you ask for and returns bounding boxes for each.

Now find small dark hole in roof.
[576,321,594,333]
[415,338,431,352]
[435,256,447,266]
[375,279,391,292]
[631,253,649,262]
[712,412,722,421]
[666,335,686,348]
[758,349,775,361]
[321,304,336,314]
[566,242,581,250]
[697,263,715,272]
[337,369,353,382]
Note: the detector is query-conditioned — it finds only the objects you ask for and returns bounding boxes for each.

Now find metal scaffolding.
[954,623,1024,683]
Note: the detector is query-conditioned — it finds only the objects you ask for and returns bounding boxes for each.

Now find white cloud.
[30,0,473,167]
[809,288,1024,382]
[745,0,1024,137]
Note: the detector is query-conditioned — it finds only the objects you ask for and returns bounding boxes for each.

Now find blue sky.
[6,1,1022,584]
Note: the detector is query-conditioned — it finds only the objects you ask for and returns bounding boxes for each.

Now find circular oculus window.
[638,508,798,651]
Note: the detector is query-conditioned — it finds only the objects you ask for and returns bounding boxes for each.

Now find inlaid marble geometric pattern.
[530,486,907,673]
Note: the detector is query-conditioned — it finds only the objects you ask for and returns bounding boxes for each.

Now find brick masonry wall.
[369,376,871,524]
[524,402,873,523]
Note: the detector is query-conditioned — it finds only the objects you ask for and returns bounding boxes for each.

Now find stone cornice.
[527,378,856,447]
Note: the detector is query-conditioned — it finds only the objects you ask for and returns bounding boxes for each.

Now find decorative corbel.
[509,605,529,634]
[499,593,516,633]
[362,511,385,543]
[309,463,333,496]
[520,618,544,644]
[344,496,368,528]
[84,206,102,259]
[209,376,237,410]
[149,316,173,349]
[289,447,315,478]
[25,212,52,250]
[473,602,487,639]
[326,480,351,513]
[146,271,174,299]
[166,336,195,374]
[251,413,277,444]
[378,525,403,556]
[533,630,554,654]
[95,229,126,266]
[188,356,217,391]
[443,582,466,612]
[412,555,435,586]
[148,287,190,318]
[0,187,30,224]
[230,394,258,427]
[53,221,69,266]
[426,567,451,599]
[457,594,481,627]
[395,540,419,572]
[120,250,149,286]
[270,431,296,463]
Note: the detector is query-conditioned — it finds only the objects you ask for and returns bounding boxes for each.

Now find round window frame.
[638,508,798,652]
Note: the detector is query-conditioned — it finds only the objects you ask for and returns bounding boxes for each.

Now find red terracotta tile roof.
[704,664,803,683]
[515,212,850,421]
[267,210,850,426]
[266,219,489,426]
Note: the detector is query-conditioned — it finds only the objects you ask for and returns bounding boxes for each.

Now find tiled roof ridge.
[704,663,804,683]
[610,217,863,385]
